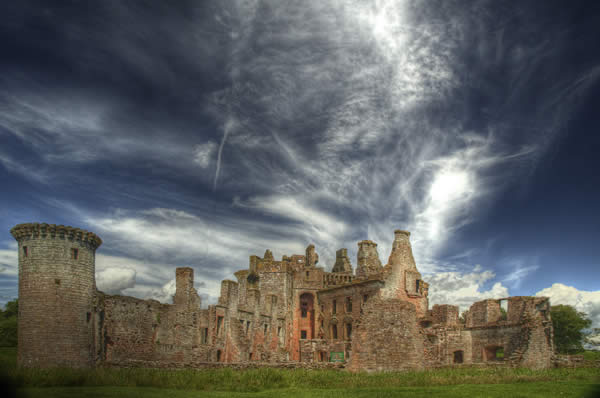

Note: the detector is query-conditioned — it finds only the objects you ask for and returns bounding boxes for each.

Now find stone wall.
[13,222,555,372]
[349,296,424,372]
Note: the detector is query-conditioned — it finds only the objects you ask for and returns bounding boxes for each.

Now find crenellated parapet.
[11,223,102,250]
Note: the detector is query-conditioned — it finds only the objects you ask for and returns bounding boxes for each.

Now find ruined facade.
[11,223,555,370]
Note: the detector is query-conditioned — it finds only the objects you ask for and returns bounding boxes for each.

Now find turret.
[356,240,382,278]
[10,223,102,368]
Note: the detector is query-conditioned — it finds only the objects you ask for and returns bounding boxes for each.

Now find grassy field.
[1,348,598,397]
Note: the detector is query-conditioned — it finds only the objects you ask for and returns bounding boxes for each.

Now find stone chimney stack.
[331,248,353,274]
[356,240,382,278]
[387,230,417,271]
[305,244,319,268]
[174,267,201,309]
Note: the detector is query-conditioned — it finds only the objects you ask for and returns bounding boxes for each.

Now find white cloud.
[427,266,509,313]
[193,141,217,168]
[0,241,18,277]
[535,283,600,328]
[96,267,136,295]
[146,278,176,304]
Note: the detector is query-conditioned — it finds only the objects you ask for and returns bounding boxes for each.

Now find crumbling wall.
[349,296,424,372]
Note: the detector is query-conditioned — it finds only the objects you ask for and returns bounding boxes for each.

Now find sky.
[0,0,599,327]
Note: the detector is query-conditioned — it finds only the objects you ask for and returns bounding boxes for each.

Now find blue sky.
[0,0,599,326]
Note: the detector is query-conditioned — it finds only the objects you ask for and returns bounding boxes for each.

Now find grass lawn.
[0,348,598,397]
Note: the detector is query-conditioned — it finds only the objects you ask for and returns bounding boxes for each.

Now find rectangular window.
[333,300,337,314]
[278,326,283,344]
[301,330,307,339]
[246,320,251,335]
[346,297,352,312]
[416,279,420,292]
[346,323,352,339]
[23,246,28,257]
[332,324,338,339]
[264,324,268,335]
[301,308,307,317]
[71,248,79,260]
[201,328,208,344]
[216,316,224,336]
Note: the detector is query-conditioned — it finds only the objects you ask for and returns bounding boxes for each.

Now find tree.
[550,304,592,354]
[0,299,18,347]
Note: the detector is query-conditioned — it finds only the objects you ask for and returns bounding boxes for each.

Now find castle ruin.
[10,223,555,371]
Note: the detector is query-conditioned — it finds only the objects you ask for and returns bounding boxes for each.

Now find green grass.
[19,383,600,398]
[1,347,598,397]
[583,350,600,361]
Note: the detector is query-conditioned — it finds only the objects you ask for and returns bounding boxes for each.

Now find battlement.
[10,223,102,250]
[394,230,410,236]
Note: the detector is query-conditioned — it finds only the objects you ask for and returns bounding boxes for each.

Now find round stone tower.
[10,223,102,368]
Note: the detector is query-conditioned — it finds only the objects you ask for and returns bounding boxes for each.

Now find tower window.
[264,324,268,335]
[346,323,352,339]
[216,316,224,336]
[346,297,352,312]
[332,324,338,339]
[23,246,28,257]
[333,300,337,314]
[301,330,307,339]
[71,248,79,260]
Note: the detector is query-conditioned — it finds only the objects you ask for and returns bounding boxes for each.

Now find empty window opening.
[86,312,91,323]
[301,330,307,339]
[301,300,308,318]
[346,323,352,340]
[346,297,352,312]
[306,271,310,278]
[216,316,224,336]
[201,328,208,344]
[319,351,325,362]
[416,279,421,292]
[333,300,337,314]
[249,352,253,360]
[246,320,251,335]
[500,299,508,320]
[264,324,268,335]
[71,248,79,260]
[216,350,222,362]
[332,324,338,339]
[484,345,504,361]
[453,350,464,364]
[23,246,28,257]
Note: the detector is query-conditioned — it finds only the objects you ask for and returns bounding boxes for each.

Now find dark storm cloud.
[0,0,599,315]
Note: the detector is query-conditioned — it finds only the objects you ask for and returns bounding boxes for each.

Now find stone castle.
[11,223,555,371]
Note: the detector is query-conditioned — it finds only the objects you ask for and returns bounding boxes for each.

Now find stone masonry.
[11,222,555,370]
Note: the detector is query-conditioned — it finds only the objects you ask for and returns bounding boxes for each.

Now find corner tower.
[11,223,102,368]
